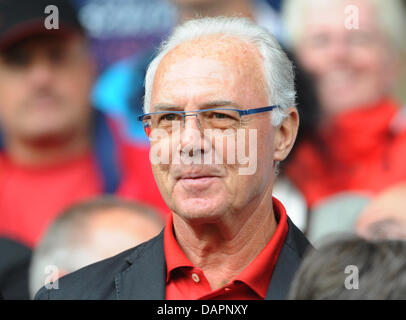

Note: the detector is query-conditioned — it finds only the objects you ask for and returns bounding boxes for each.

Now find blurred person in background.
[173,0,282,35]
[355,123,406,245]
[356,182,406,240]
[29,196,163,299]
[281,0,406,241]
[288,236,406,299]
[0,0,167,248]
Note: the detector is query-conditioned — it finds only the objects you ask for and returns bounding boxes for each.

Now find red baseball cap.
[0,0,85,50]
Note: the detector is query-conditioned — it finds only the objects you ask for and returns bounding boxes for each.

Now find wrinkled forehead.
[151,35,267,104]
[164,35,262,63]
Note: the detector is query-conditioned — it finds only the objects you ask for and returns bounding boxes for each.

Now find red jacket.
[0,114,169,248]
[286,98,406,208]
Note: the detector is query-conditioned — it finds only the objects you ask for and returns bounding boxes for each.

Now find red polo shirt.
[164,197,288,300]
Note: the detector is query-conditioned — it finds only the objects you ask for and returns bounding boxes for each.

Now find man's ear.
[273,107,299,162]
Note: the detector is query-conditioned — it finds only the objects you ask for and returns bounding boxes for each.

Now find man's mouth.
[179,176,220,189]
[176,172,222,190]
[179,173,218,179]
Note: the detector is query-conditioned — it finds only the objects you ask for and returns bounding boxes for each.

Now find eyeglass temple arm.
[239,105,280,116]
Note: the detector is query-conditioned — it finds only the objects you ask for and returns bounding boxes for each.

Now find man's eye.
[212,112,238,120]
[348,32,374,46]
[308,34,330,48]
[161,113,179,121]
[213,113,229,119]
[2,49,30,67]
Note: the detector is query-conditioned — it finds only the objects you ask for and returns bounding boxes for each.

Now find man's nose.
[27,59,54,87]
[179,115,206,157]
[328,38,351,63]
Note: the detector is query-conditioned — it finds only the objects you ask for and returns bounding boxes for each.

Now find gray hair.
[144,17,296,127]
[281,0,406,54]
[288,235,406,299]
[29,196,163,299]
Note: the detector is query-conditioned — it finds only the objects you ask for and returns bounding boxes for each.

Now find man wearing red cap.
[0,0,167,248]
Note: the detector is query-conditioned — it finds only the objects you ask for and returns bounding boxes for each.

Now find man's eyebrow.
[152,103,183,111]
[151,100,241,111]
[199,100,240,109]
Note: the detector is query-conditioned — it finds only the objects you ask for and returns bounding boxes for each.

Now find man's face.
[149,36,279,222]
[296,0,398,117]
[0,34,94,142]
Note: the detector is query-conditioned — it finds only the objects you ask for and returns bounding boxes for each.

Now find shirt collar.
[163,197,289,298]
[235,197,288,298]
[164,212,194,283]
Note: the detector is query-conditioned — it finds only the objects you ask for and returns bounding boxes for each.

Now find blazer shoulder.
[34,231,164,300]
[264,217,312,299]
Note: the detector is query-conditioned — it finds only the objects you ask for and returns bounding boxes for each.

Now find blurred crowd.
[1,0,406,300]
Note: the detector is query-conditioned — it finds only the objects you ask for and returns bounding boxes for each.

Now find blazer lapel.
[115,231,167,300]
[265,218,311,300]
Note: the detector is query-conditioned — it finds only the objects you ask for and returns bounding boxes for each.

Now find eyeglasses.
[137,105,280,137]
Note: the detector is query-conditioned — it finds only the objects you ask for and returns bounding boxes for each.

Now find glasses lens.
[144,109,241,137]
[152,113,183,129]
[200,109,241,130]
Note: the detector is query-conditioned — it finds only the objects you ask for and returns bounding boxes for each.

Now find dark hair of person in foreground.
[288,236,406,299]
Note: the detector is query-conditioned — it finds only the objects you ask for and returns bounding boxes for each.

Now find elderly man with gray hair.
[280,0,406,244]
[35,17,310,300]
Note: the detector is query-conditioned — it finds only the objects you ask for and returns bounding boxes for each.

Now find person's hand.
[356,182,406,240]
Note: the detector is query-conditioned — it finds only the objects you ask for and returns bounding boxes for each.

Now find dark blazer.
[0,238,32,300]
[35,217,311,300]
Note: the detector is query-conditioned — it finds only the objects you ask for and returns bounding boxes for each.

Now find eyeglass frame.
[137,105,280,134]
